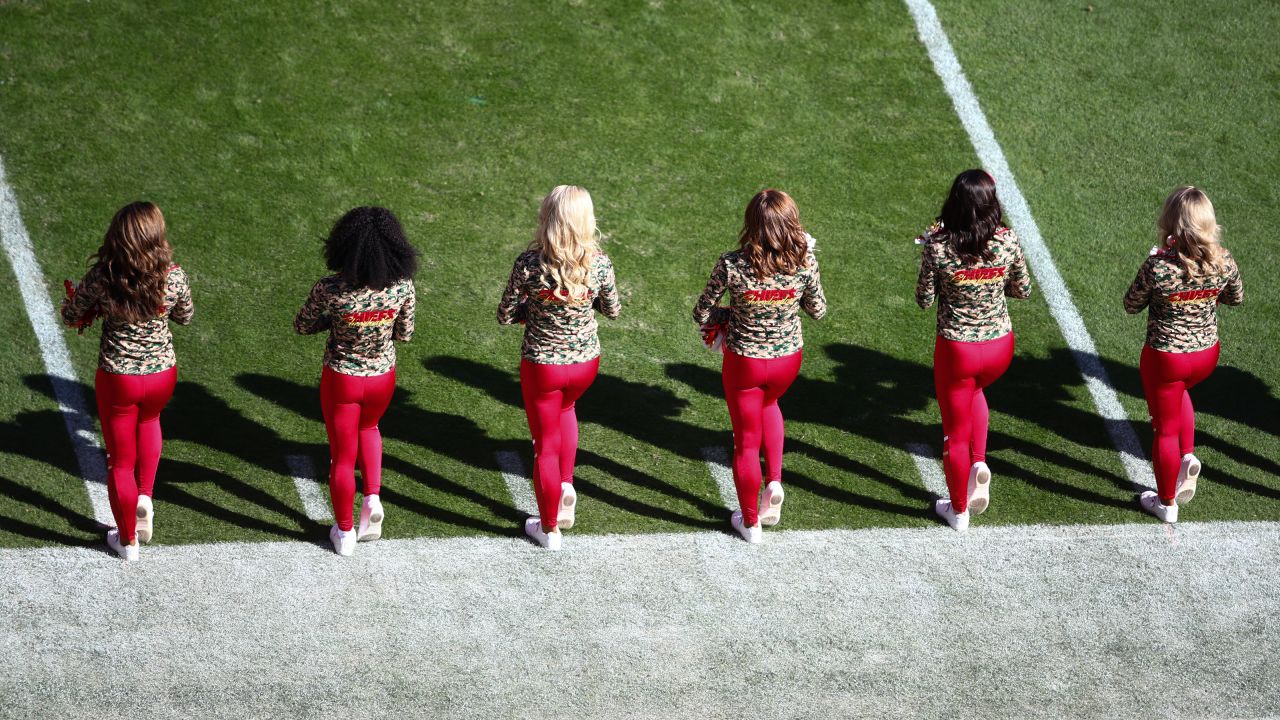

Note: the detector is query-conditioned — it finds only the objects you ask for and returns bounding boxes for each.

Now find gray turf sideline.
[2,522,1277,719]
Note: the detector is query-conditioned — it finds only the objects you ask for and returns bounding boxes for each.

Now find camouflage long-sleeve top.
[497,250,620,365]
[692,250,826,359]
[61,264,193,375]
[915,225,1031,342]
[1123,247,1243,353]
[294,275,415,376]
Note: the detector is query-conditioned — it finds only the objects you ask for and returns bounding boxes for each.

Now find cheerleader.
[916,170,1031,531]
[61,201,194,561]
[693,189,826,543]
[295,207,417,556]
[497,185,620,551]
[1124,186,1243,522]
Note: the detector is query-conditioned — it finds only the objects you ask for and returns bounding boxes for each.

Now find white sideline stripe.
[905,442,948,498]
[494,450,537,516]
[904,0,1153,491]
[285,454,330,522]
[699,445,737,509]
[0,153,113,525]
[2,521,1278,718]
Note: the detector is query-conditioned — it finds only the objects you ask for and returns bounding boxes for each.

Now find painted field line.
[494,450,538,516]
[904,0,1153,490]
[0,153,112,524]
[3,521,1278,718]
[699,445,737,509]
[905,442,948,498]
[285,454,330,522]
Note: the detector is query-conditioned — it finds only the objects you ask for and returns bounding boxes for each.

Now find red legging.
[722,349,802,527]
[520,357,599,531]
[320,366,396,531]
[1140,343,1219,502]
[95,366,177,544]
[934,334,1014,512]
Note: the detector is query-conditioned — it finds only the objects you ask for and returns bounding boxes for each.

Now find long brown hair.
[1158,186,1226,279]
[91,201,172,323]
[938,169,1002,263]
[739,189,807,278]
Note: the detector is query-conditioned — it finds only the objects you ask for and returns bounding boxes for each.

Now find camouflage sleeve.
[61,267,104,326]
[1004,236,1032,299]
[801,253,827,320]
[1123,261,1153,314]
[168,267,194,326]
[497,255,528,325]
[692,255,729,325]
[294,279,331,334]
[1219,255,1244,307]
[595,256,621,320]
[915,246,938,309]
[394,282,416,341]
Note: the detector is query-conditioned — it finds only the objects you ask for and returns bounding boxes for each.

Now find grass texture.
[0,0,1276,549]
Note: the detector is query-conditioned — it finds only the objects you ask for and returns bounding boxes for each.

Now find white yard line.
[904,0,1153,490]
[494,449,538,516]
[285,454,330,522]
[699,445,737,509]
[905,442,948,498]
[2,520,1276,718]
[0,153,112,524]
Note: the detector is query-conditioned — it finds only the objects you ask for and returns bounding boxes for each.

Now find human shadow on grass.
[0,473,100,546]
[425,356,925,523]
[1102,357,1280,498]
[236,373,522,535]
[667,342,1136,513]
[424,356,736,528]
[20,374,338,541]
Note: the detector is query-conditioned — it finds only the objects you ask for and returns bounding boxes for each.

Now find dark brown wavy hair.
[90,201,172,323]
[739,189,807,279]
[937,169,1002,263]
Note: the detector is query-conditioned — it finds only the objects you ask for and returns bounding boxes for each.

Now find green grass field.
[1,0,1277,550]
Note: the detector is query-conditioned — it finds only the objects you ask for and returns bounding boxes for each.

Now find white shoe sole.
[967,463,991,516]
[557,483,576,530]
[758,482,783,527]
[358,509,383,542]
[135,501,153,544]
[1175,455,1201,506]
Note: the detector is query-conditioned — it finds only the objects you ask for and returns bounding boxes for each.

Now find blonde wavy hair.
[531,185,599,301]
[1158,186,1226,278]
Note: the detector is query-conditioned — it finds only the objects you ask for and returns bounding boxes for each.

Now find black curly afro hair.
[324,206,418,290]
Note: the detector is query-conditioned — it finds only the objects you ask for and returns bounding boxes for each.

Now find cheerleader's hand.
[63,279,98,334]
[805,232,817,251]
[699,322,726,353]
[914,220,945,245]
